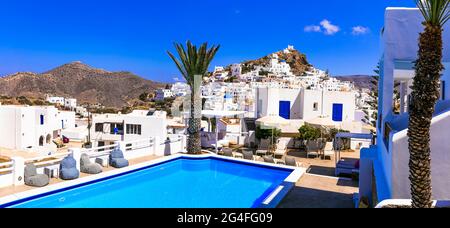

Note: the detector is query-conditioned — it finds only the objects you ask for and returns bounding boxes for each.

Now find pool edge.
[0,154,305,208]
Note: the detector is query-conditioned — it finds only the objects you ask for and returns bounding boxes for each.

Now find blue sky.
[0,0,417,82]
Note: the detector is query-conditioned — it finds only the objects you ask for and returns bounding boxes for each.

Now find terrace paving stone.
[0,155,160,198]
[1,149,360,208]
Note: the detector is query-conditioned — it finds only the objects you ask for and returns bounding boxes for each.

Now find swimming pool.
[1,156,302,208]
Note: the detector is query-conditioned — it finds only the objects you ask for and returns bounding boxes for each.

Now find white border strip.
[0,154,305,208]
[263,186,284,205]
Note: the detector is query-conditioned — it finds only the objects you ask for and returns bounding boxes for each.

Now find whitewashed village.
[0,3,449,209]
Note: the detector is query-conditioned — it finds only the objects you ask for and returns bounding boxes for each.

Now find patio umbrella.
[256,115,290,127]
[256,115,290,147]
[306,116,342,141]
[305,116,339,128]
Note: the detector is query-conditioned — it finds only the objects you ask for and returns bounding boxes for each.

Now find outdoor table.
[44,164,59,179]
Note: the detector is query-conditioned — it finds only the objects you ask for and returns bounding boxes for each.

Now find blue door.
[279,101,291,119]
[332,103,343,122]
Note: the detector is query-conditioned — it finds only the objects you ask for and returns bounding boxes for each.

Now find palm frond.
[416,0,450,26]
[167,40,221,87]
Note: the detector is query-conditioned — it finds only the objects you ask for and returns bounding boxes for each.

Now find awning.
[335,132,373,140]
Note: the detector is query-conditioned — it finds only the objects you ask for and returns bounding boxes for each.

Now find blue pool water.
[6,157,293,208]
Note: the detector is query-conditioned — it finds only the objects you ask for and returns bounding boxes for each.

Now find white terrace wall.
[391,111,450,199]
[0,135,187,188]
[155,134,187,157]
[0,161,14,188]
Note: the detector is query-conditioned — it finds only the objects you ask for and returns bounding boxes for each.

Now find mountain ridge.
[0,62,165,108]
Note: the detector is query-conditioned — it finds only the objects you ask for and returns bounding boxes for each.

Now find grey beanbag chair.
[243,151,254,160]
[222,148,233,157]
[285,157,298,167]
[110,148,129,168]
[24,164,50,187]
[263,156,275,164]
[59,155,80,180]
[80,154,102,174]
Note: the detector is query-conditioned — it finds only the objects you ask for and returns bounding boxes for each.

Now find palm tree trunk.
[408,24,443,208]
[187,88,202,154]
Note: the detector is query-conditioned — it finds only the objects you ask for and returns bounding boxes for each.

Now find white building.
[75,106,89,118]
[359,8,450,206]
[46,96,77,110]
[46,96,65,106]
[0,105,75,155]
[266,54,293,76]
[212,66,229,80]
[90,110,168,148]
[64,98,77,110]
[201,82,257,117]
[283,45,295,54]
[171,82,189,97]
[231,64,242,78]
[255,87,357,127]
[297,68,354,92]
[155,89,174,101]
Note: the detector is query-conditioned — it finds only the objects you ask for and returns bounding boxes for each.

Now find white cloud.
[304,25,322,33]
[320,19,340,35]
[304,19,340,35]
[352,26,370,35]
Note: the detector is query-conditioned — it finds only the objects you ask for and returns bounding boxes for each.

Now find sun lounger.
[306,141,320,158]
[263,156,275,164]
[59,155,80,180]
[243,151,256,160]
[323,142,335,159]
[256,139,270,156]
[80,153,103,174]
[24,164,50,187]
[222,148,234,157]
[273,138,290,158]
[110,148,129,168]
[335,159,359,176]
[285,157,302,167]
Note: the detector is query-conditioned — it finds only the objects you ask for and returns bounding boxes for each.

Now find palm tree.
[168,41,220,154]
[408,0,450,208]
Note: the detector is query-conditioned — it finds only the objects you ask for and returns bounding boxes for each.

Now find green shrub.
[298,125,321,141]
[256,126,281,141]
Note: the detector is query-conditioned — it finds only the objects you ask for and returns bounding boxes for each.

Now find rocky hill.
[238,49,312,76]
[0,62,165,108]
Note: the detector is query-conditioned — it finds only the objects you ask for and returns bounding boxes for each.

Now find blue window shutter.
[279,101,291,119]
[40,115,44,125]
[332,104,343,122]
